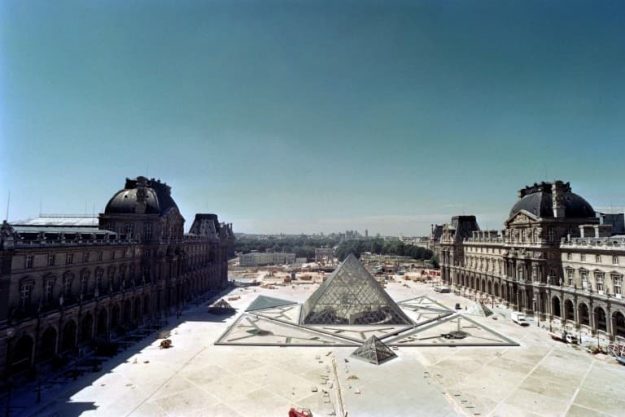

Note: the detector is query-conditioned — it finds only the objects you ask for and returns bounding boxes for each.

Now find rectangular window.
[45,280,54,302]
[613,275,622,295]
[567,269,574,286]
[48,254,56,266]
[80,276,88,296]
[581,270,589,290]
[83,252,90,263]
[580,254,586,262]
[596,255,602,263]
[98,251,103,261]
[19,283,33,309]
[566,252,572,260]
[63,278,72,296]
[595,272,605,292]
[613,256,619,265]
[25,255,34,269]
[144,223,153,240]
[66,253,73,265]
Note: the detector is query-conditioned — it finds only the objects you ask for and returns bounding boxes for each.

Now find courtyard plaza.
[15,279,625,417]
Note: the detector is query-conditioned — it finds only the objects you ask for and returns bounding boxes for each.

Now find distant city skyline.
[2,1,625,235]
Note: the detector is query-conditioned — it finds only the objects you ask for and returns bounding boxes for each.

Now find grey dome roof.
[509,182,595,219]
[104,177,178,216]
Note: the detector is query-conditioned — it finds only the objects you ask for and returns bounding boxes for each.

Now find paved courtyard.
[17,280,625,417]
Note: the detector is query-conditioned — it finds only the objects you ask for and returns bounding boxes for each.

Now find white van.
[511,311,529,326]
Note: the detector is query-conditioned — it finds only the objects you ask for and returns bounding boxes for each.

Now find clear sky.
[1,0,624,235]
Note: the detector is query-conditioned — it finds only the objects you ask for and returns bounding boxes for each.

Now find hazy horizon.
[2,1,624,235]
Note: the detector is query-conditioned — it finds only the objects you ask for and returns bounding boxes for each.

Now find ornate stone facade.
[0,177,234,377]
[439,181,625,342]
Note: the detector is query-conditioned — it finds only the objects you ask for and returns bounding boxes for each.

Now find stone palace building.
[0,176,234,377]
[439,181,625,342]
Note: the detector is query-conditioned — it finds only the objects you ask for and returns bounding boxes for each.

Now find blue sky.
[1,0,624,235]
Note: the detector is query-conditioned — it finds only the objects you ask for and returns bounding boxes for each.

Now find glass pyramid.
[300,254,412,325]
[207,298,235,314]
[351,335,397,365]
[246,295,297,312]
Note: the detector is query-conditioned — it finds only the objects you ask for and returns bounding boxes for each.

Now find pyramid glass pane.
[300,254,412,325]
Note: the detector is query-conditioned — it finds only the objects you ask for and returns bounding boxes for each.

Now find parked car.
[434,286,451,293]
[511,311,529,326]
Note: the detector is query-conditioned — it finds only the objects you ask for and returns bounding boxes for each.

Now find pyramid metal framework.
[351,335,397,365]
[300,254,413,325]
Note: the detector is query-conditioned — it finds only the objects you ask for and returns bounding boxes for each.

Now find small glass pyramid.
[351,335,397,365]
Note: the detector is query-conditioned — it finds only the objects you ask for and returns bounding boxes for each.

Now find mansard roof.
[509,181,595,220]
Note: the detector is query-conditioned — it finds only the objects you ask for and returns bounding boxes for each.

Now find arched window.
[579,303,590,326]
[594,307,607,332]
[551,296,561,317]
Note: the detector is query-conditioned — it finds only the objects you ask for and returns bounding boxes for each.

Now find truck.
[511,311,529,326]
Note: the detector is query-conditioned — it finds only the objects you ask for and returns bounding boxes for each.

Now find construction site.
[13,255,625,417]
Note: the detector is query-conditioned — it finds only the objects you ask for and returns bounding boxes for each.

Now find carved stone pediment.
[506,210,539,227]
[510,213,531,225]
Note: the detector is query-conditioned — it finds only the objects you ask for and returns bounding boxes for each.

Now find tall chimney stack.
[552,180,566,218]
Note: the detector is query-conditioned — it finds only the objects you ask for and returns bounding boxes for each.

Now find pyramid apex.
[344,253,358,261]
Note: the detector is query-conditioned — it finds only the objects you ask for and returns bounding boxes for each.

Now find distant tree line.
[235,235,341,260]
[235,235,438,266]
[335,238,435,264]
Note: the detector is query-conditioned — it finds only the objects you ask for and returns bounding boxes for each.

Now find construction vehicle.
[288,408,312,417]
